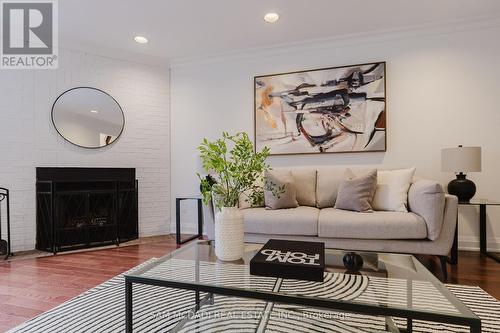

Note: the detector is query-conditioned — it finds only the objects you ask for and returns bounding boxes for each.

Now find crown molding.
[0,35,170,69]
[59,39,170,70]
[170,13,500,69]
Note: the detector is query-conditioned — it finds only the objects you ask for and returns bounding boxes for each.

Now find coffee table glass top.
[126,240,478,324]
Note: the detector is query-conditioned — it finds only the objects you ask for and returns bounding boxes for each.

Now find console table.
[450,199,500,264]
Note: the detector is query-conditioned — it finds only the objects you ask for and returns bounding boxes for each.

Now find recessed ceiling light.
[134,36,148,44]
[264,12,280,23]
[90,110,99,114]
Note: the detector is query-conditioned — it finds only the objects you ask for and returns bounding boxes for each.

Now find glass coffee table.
[125,240,480,332]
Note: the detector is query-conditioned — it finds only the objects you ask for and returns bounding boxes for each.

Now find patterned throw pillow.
[264,170,299,210]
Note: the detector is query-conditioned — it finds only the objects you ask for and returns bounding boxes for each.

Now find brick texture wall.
[0,49,170,251]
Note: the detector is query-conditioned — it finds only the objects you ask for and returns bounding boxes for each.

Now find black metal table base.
[177,234,202,245]
[124,277,481,333]
[169,292,214,333]
[484,252,500,262]
[450,202,500,265]
[175,198,203,245]
[448,215,458,265]
[386,316,412,333]
[478,204,500,263]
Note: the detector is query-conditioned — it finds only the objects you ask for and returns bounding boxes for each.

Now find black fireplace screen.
[36,168,138,253]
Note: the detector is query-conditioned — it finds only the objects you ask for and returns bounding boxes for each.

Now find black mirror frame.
[51,86,125,149]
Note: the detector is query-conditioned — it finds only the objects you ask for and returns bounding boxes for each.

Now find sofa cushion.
[408,180,446,241]
[318,208,428,239]
[316,167,346,208]
[291,169,317,207]
[243,206,319,236]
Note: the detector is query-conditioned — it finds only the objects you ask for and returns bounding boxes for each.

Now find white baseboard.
[170,223,199,235]
[459,236,500,252]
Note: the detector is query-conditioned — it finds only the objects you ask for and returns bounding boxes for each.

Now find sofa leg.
[438,255,448,282]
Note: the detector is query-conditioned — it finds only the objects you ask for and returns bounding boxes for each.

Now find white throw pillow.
[372,167,416,212]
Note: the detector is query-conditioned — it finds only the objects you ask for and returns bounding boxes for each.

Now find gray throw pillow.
[264,170,299,210]
[334,169,377,212]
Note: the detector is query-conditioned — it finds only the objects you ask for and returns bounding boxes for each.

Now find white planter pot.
[215,206,244,261]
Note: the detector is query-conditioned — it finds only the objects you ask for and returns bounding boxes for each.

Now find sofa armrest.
[408,180,446,240]
[436,194,458,253]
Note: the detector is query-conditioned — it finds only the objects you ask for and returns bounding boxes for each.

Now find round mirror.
[52,87,125,148]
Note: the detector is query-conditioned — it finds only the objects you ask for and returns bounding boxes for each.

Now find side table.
[450,199,500,264]
[175,197,203,245]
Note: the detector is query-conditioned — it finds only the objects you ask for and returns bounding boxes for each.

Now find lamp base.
[447,173,476,202]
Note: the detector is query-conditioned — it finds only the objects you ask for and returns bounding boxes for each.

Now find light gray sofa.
[203,166,458,278]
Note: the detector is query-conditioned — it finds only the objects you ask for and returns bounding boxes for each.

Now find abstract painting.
[254,62,386,155]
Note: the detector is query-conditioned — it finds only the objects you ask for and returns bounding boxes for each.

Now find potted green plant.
[198,132,272,261]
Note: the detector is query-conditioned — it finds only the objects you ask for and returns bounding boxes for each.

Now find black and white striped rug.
[8,259,500,333]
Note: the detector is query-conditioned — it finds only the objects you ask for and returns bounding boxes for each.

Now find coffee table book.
[250,239,325,282]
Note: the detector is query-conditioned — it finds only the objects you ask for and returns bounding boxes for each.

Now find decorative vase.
[447,173,476,202]
[214,207,244,261]
[343,252,364,273]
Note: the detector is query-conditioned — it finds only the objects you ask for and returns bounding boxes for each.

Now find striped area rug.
[8,259,500,333]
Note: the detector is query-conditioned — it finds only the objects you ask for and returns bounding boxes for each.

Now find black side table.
[175,197,203,245]
[450,199,500,264]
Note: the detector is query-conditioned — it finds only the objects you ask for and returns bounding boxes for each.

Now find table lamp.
[441,145,481,202]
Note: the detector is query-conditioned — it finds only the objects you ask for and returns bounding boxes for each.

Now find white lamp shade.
[441,146,481,172]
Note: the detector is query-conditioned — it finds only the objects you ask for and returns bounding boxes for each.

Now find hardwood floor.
[0,240,178,332]
[0,239,498,332]
[417,251,500,299]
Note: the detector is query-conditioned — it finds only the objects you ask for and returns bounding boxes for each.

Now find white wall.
[170,19,500,251]
[0,49,170,251]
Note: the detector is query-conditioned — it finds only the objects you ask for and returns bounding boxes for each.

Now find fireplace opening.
[36,168,138,253]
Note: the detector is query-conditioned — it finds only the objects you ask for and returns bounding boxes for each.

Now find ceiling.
[59,0,500,62]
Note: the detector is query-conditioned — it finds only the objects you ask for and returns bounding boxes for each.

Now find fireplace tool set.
[0,187,11,259]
